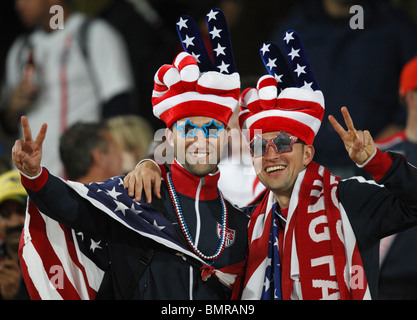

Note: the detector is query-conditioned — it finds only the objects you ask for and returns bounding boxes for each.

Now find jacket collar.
[170,159,220,200]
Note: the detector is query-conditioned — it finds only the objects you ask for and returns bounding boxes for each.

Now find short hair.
[59,122,109,180]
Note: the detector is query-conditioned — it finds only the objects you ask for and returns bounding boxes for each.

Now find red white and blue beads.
[166,172,228,262]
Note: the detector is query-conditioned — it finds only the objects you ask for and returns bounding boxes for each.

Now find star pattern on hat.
[283,31,294,44]
[182,34,195,48]
[153,8,240,129]
[274,73,283,83]
[218,61,230,73]
[260,43,271,56]
[191,52,201,63]
[266,58,277,71]
[209,26,222,39]
[260,41,293,91]
[176,17,188,30]
[294,63,306,77]
[206,9,219,21]
[259,31,320,91]
[176,8,236,74]
[238,30,325,149]
[213,43,226,56]
[287,47,300,61]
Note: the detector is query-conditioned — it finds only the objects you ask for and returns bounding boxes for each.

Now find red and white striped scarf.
[242,162,371,300]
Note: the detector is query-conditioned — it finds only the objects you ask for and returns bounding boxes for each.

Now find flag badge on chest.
[217,223,235,247]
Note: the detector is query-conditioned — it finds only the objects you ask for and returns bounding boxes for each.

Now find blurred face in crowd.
[168,116,227,177]
[251,131,314,204]
[15,0,68,29]
[322,0,362,18]
[15,0,51,28]
[0,200,26,255]
[99,130,124,179]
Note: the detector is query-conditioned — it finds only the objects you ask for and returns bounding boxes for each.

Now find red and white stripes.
[19,200,104,300]
[238,75,324,145]
[152,52,240,128]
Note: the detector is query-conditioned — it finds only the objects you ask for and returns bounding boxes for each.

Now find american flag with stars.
[19,175,205,300]
[261,203,284,300]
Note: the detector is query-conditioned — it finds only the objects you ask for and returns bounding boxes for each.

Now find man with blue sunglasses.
[171,118,226,174]
[175,119,224,139]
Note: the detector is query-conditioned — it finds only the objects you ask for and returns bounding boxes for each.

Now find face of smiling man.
[252,131,315,208]
[167,116,228,177]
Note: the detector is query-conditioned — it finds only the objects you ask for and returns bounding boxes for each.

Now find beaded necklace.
[166,172,228,262]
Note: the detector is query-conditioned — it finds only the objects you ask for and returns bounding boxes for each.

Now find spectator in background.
[372,55,417,299]
[98,0,178,131]
[106,115,154,174]
[0,170,29,300]
[271,0,417,177]
[376,55,417,165]
[59,121,123,183]
[0,0,134,176]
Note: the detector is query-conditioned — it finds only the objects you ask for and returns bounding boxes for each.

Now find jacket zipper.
[189,176,204,300]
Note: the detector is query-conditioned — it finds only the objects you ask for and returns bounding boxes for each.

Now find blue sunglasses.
[174,119,224,138]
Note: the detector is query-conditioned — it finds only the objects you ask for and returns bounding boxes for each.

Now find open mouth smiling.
[265,164,286,173]
[189,151,210,158]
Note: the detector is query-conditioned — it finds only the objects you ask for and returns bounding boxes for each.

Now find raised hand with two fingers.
[11,116,47,177]
[328,107,376,166]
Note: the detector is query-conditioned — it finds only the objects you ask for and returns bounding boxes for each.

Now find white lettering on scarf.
[307,177,339,299]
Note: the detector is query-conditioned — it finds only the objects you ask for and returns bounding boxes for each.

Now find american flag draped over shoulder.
[19,199,108,300]
[19,175,209,300]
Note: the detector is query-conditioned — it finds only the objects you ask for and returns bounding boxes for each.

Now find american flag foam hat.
[152,8,240,128]
[238,31,325,145]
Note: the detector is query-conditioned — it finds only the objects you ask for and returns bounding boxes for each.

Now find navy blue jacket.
[336,150,417,298]
[373,132,417,299]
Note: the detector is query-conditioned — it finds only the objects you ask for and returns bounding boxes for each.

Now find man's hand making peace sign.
[329,106,377,166]
[11,116,47,177]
